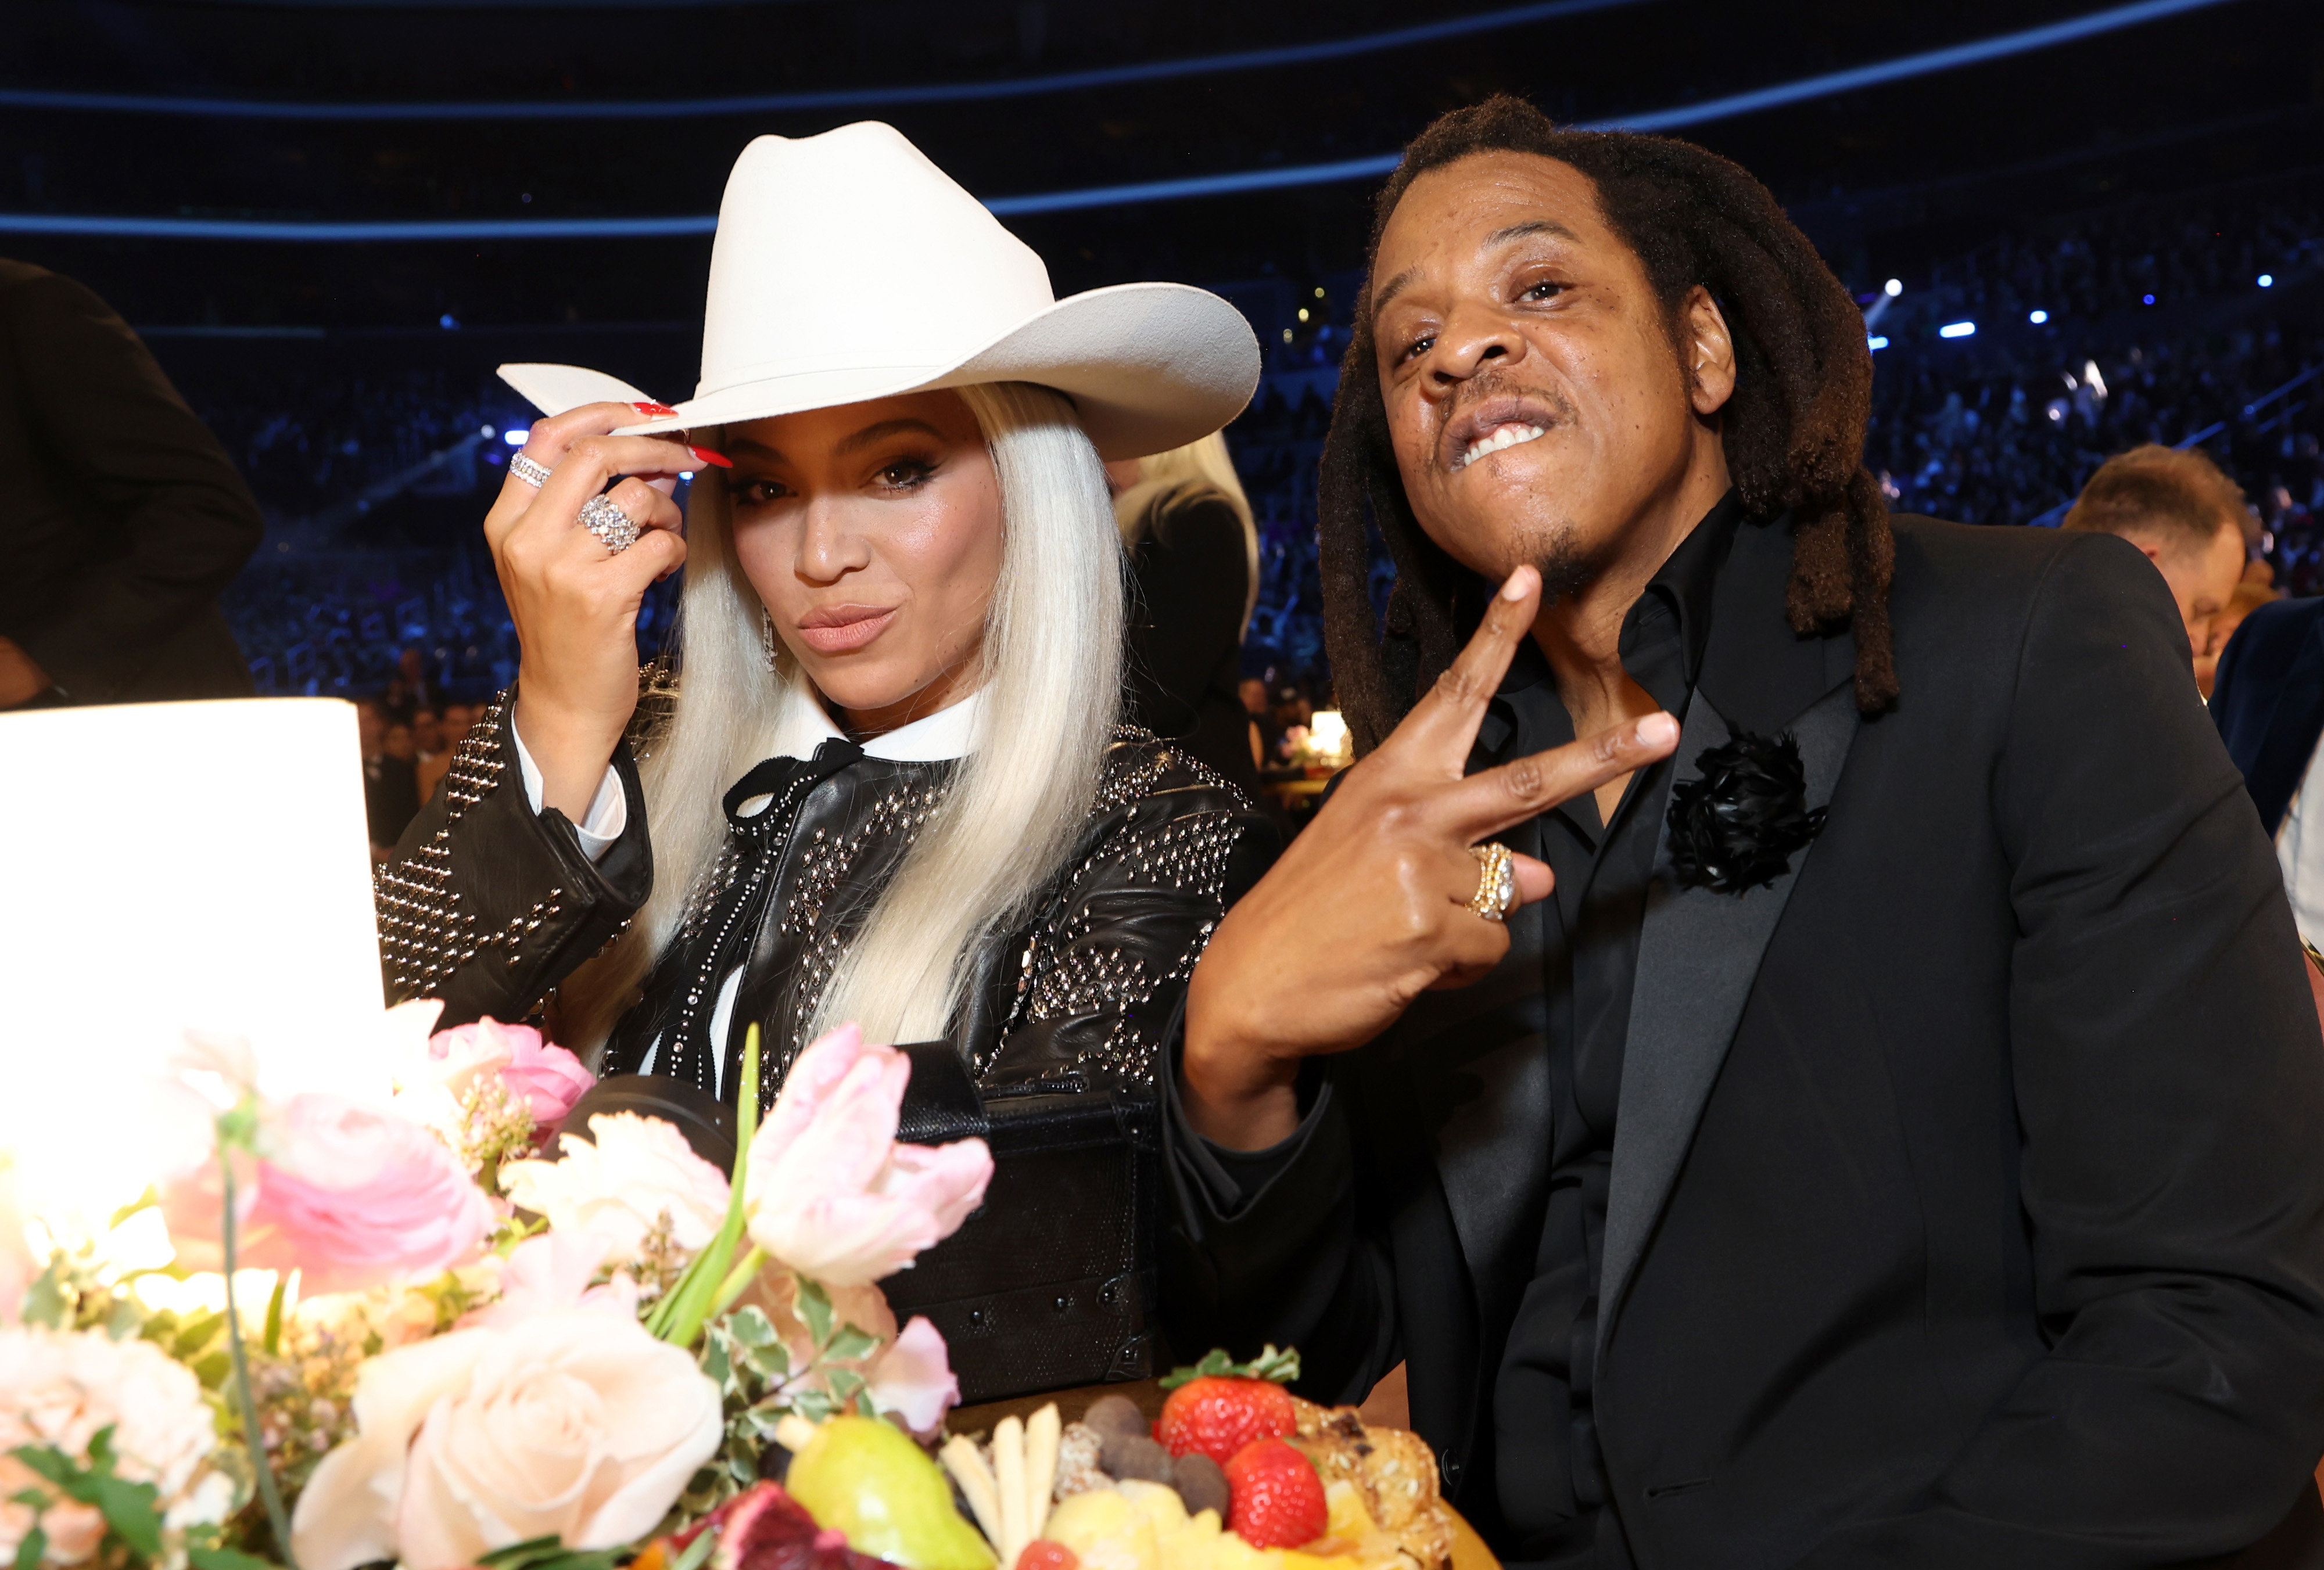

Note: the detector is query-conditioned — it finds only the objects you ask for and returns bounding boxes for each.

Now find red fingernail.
[689,446,733,469]
[633,401,680,418]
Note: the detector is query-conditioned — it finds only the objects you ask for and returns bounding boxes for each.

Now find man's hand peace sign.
[1181,565,1680,1150]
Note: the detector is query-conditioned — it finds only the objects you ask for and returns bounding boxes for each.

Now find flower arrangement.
[0,1006,991,1570]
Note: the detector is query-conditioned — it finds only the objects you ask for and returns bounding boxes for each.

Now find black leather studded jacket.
[375,691,1278,1106]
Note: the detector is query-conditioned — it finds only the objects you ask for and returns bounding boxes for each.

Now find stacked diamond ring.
[507,452,555,488]
[1467,841,1517,922]
[577,494,641,555]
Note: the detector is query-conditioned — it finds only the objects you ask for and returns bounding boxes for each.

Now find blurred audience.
[358,698,420,858]
[0,260,263,708]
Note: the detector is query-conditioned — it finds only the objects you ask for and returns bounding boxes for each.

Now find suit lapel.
[1597,513,1862,1360]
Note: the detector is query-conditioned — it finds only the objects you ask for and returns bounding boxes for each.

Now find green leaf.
[102,1296,146,1343]
[824,1325,879,1364]
[87,1473,163,1559]
[189,1544,286,1570]
[796,1278,833,1350]
[261,1276,287,1357]
[12,1523,42,1570]
[478,1535,566,1568]
[826,1367,866,1403]
[727,1306,779,1349]
[19,1260,70,1331]
[654,1026,762,1350]
[669,1527,719,1570]
[1158,1343,1301,1390]
[12,1445,83,1495]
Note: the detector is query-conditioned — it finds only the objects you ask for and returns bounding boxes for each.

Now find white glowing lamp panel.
[0,699,388,1221]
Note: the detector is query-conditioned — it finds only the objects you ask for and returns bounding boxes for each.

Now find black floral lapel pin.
[1666,730,1828,894]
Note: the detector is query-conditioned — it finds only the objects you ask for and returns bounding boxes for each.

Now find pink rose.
[464,1232,637,1329]
[743,1025,992,1288]
[167,1095,493,1296]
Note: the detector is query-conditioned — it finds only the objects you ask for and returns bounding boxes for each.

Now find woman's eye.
[1522,281,1565,302]
[727,476,788,505]
[876,458,936,490]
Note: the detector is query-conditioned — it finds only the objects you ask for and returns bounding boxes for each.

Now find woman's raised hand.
[1179,565,1680,1149]
[485,402,702,820]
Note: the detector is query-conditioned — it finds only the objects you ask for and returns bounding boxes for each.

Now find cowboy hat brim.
[500,280,1258,462]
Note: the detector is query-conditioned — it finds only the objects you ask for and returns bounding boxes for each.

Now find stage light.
[1297,308,1310,322]
[1939,321,1975,339]
[479,423,496,439]
[1867,335,1889,350]
[1314,286,1325,298]
[1884,278,1903,297]
[439,312,458,329]
[2260,274,2275,288]
[2141,293,2155,305]
[504,427,528,446]
[1281,328,1293,343]
[2028,310,2048,324]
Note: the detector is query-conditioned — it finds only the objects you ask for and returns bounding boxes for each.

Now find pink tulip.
[866,1314,960,1437]
[743,1025,992,1288]
[174,1095,495,1297]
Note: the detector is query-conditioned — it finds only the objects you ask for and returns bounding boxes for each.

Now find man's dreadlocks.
[1319,95,1896,751]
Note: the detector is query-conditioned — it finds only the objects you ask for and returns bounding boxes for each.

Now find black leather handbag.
[561,1045,1161,1404]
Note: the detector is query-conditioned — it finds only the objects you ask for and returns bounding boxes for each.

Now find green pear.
[787,1415,999,1570]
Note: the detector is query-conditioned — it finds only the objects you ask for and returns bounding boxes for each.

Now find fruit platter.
[626,1345,1494,1570]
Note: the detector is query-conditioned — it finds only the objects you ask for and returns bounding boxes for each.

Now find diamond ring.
[508,452,554,488]
[577,494,640,555]
[1467,841,1516,922]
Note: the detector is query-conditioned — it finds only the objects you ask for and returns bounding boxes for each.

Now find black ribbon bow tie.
[1666,729,1827,895]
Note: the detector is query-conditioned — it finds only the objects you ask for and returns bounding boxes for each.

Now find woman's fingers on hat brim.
[518,400,664,458]
[1436,712,1680,842]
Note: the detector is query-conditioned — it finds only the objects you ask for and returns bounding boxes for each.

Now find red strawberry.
[1017,1544,1078,1570]
[1225,1439,1328,1549]
[1154,1345,1302,1467]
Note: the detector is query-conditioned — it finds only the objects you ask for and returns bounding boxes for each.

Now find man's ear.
[1683,286,1738,417]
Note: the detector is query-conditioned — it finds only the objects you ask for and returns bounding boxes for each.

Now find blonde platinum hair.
[1113,430,1261,634]
[558,381,1124,1057]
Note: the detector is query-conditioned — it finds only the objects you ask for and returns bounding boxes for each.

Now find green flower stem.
[652,1026,762,1349]
[705,1247,768,1321]
[218,1152,297,1569]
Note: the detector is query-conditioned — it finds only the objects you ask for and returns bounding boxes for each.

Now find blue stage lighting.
[1939,321,1976,339]
[2028,310,2049,324]
[2259,274,2275,288]
[2141,293,2156,305]
[504,428,528,447]
[1868,335,1889,350]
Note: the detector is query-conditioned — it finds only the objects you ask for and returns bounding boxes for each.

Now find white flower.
[0,1327,227,1566]
[500,1113,730,1266]
[290,1309,722,1570]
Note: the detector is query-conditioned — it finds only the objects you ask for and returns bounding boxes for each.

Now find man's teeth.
[1458,424,1547,469]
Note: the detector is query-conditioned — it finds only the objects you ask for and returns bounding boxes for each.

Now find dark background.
[7,0,2322,695]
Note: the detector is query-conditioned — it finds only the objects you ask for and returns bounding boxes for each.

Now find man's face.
[1369,150,1731,590]
[2140,522,2246,660]
[1239,678,1267,716]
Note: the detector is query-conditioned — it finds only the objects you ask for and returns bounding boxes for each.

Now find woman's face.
[724,390,1004,735]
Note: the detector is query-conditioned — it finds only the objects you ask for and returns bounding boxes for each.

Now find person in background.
[0,260,263,709]
[2062,444,2251,678]
[417,703,466,803]
[411,707,448,800]
[1108,433,1264,799]
[360,700,419,860]
[2197,579,2280,700]
[1239,676,1269,771]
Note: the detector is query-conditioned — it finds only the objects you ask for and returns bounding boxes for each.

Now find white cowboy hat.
[498,121,1258,459]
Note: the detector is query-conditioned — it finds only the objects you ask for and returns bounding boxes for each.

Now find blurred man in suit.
[2063,443,2250,681]
[0,260,262,708]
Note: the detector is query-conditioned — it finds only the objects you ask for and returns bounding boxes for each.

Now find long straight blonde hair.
[557,381,1124,1058]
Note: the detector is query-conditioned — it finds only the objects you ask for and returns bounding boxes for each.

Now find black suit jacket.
[0,260,261,703]
[1167,512,2324,1568]
[2212,596,2324,836]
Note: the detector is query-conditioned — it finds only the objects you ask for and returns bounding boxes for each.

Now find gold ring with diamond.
[1467,841,1516,922]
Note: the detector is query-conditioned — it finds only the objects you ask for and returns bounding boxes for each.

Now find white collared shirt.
[2278,734,2324,951]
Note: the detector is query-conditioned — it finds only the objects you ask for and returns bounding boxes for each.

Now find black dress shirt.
[1486,495,1736,1567]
